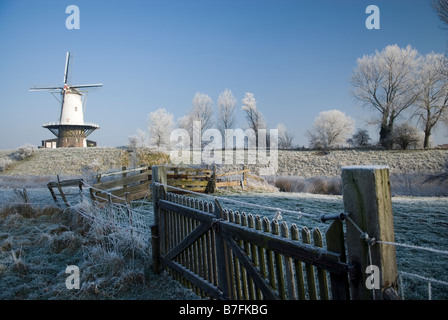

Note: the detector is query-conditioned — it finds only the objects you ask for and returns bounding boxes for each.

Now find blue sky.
[0,0,447,149]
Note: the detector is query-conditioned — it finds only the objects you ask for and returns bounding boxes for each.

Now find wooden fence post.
[151,165,167,273]
[341,165,398,300]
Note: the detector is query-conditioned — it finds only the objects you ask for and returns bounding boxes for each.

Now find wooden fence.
[90,166,152,203]
[87,165,262,204]
[47,176,84,208]
[151,165,400,300]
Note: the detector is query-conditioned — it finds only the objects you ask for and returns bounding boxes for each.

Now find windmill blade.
[69,84,103,89]
[64,51,70,84]
[30,86,64,91]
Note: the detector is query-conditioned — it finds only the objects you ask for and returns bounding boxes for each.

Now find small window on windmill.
[75,107,78,112]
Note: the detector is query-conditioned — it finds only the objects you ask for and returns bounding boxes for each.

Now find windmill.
[31,52,102,148]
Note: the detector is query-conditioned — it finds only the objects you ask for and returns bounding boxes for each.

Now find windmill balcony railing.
[43,122,100,128]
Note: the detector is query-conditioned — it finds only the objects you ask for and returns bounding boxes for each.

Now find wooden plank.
[313,228,329,300]
[98,166,150,178]
[168,180,209,187]
[302,227,317,300]
[246,173,266,182]
[263,217,276,292]
[216,181,241,187]
[326,219,350,300]
[242,213,255,300]
[159,257,223,299]
[56,183,69,208]
[167,174,211,179]
[166,167,212,174]
[291,224,306,300]
[271,220,286,299]
[255,215,267,299]
[248,214,261,299]
[93,172,150,190]
[47,185,59,204]
[159,200,215,224]
[281,222,297,300]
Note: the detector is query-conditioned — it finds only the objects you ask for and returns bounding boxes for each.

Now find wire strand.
[153,182,319,219]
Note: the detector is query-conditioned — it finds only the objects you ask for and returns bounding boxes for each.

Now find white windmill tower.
[31,52,102,148]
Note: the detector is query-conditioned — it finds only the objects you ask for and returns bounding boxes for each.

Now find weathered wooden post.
[242,165,247,189]
[205,165,216,194]
[151,165,167,273]
[342,165,399,300]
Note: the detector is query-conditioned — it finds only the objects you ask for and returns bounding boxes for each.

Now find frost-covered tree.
[148,108,174,149]
[277,123,294,149]
[241,92,266,146]
[413,53,448,149]
[351,45,420,149]
[307,110,354,149]
[216,89,236,134]
[178,92,214,141]
[127,128,148,150]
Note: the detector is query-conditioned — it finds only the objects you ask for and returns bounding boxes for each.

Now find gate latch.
[320,212,350,223]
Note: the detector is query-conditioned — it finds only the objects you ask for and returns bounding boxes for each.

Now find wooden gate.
[151,183,350,300]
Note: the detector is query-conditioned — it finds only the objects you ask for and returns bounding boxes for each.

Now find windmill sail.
[64,51,70,84]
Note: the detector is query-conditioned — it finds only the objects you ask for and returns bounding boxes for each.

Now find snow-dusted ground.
[1,186,447,300]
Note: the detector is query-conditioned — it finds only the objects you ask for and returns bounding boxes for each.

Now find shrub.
[272,176,342,195]
[13,144,37,161]
[0,158,12,172]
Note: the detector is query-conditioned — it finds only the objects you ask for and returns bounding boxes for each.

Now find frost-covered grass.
[0,147,169,176]
[0,147,447,299]
[266,172,448,197]
[211,192,448,300]
[0,189,447,300]
[0,202,200,300]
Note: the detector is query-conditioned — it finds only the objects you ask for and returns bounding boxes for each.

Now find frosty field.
[1,186,447,300]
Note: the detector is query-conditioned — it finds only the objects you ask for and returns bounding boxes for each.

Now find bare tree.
[148,108,174,149]
[347,128,371,148]
[351,45,420,149]
[307,110,354,149]
[277,123,294,149]
[216,89,236,134]
[432,0,448,28]
[413,53,448,149]
[392,122,421,150]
